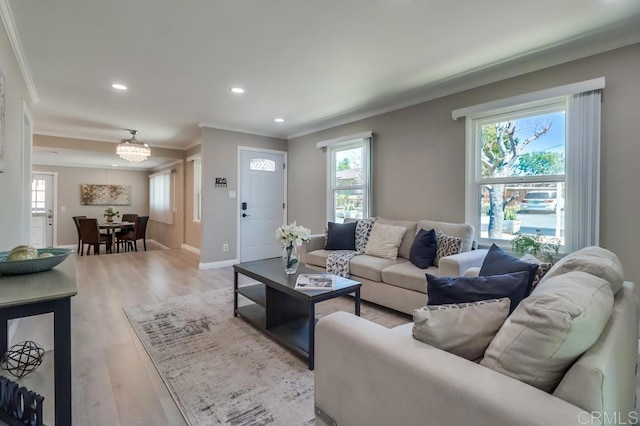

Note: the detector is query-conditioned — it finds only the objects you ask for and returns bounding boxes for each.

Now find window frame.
[326,137,372,223]
[465,98,567,249]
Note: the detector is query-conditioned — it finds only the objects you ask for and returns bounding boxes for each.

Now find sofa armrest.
[300,234,325,265]
[315,312,587,426]
[437,249,489,276]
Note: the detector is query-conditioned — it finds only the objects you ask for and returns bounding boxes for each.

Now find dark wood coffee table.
[233,258,361,370]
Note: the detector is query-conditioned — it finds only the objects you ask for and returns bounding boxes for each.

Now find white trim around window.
[459,79,603,252]
[190,156,202,222]
[324,136,372,223]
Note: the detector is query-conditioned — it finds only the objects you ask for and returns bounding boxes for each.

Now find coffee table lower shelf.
[236,302,313,359]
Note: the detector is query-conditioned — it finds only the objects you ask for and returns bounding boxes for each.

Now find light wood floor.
[12,245,239,426]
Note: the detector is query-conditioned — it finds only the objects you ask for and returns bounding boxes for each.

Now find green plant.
[511,229,560,262]
[503,206,518,221]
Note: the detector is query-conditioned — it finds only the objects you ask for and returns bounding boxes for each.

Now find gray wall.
[33,165,150,246]
[0,23,34,250]
[288,42,640,284]
[200,128,287,264]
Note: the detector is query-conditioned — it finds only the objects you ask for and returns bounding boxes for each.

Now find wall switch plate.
[228,190,236,199]
[223,243,229,252]
[60,206,66,212]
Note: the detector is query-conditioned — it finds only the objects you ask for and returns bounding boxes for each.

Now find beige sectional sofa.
[300,218,488,314]
[314,247,639,426]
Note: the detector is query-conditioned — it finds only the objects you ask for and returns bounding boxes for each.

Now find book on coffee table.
[295,274,336,290]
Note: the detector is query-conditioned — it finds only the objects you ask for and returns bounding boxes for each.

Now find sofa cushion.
[479,244,539,294]
[364,222,407,260]
[381,261,438,293]
[426,272,530,314]
[480,271,614,393]
[409,228,437,269]
[538,246,624,295]
[349,255,407,282]
[417,220,474,252]
[306,249,332,268]
[376,218,418,259]
[325,221,357,250]
[434,232,462,266]
[413,298,510,361]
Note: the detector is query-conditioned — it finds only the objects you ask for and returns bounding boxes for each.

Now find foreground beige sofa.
[301,218,487,314]
[314,249,639,426]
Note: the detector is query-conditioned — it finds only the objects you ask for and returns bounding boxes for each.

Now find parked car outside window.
[518,191,564,213]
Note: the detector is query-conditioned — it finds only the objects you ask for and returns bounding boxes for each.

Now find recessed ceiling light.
[112,164,118,167]
[230,87,245,94]
[112,83,127,91]
[274,118,285,123]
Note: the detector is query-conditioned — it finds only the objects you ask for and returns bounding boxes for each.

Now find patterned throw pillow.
[413,298,510,361]
[434,231,462,266]
[519,254,552,290]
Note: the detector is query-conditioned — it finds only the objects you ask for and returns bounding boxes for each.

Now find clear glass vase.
[283,244,300,275]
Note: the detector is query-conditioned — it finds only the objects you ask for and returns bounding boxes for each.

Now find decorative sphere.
[1,340,45,378]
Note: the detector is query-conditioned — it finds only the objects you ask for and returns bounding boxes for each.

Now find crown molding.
[0,0,39,103]
[198,121,285,140]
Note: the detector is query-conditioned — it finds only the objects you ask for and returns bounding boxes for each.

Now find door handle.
[242,213,250,217]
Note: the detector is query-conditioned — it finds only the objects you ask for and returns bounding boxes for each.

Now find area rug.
[123,287,410,425]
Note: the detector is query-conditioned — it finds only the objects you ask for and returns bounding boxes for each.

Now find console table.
[0,256,77,426]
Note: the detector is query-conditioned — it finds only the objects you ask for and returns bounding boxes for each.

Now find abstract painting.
[81,184,131,205]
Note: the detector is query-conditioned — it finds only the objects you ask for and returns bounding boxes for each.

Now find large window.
[149,170,173,224]
[324,135,372,223]
[475,103,566,245]
[460,79,603,252]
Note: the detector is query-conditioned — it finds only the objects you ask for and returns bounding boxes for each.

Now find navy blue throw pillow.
[409,228,437,269]
[325,221,357,251]
[426,271,530,314]
[479,244,539,295]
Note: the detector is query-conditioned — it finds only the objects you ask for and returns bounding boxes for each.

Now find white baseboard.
[55,244,76,249]
[181,244,201,255]
[147,239,170,250]
[199,259,239,269]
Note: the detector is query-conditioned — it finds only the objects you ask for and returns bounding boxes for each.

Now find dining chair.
[78,218,112,255]
[117,216,149,252]
[72,215,87,254]
[116,214,138,242]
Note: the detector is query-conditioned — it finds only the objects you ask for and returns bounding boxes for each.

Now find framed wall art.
[80,184,132,206]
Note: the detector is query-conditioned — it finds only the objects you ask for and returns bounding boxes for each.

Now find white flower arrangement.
[275,221,311,247]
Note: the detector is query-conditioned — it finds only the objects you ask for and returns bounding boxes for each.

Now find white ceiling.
[7,0,640,169]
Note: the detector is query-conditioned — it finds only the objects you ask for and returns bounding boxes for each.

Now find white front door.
[240,149,286,262]
[30,173,55,248]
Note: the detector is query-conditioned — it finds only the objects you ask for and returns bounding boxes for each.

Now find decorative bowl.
[0,248,74,275]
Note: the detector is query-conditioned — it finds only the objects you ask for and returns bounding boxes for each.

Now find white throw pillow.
[364,223,406,260]
[480,271,614,393]
[413,298,510,361]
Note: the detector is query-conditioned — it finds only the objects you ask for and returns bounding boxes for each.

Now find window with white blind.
[149,170,173,224]
[455,78,603,252]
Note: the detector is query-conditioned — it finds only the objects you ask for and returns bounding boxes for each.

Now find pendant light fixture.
[116,129,150,163]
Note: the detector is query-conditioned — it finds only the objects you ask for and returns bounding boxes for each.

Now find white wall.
[0,18,33,250]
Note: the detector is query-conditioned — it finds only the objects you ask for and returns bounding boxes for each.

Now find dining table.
[98,221,135,253]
